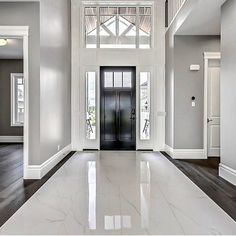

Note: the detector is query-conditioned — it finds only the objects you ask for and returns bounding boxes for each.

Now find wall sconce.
[190,64,200,71]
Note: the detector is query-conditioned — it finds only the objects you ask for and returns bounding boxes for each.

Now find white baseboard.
[0,136,23,143]
[219,163,236,186]
[24,144,72,179]
[165,145,206,159]
[165,144,174,157]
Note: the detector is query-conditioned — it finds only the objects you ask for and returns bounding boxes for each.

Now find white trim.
[203,52,221,159]
[165,144,173,157]
[219,163,236,186]
[0,26,29,36]
[0,26,29,180]
[0,136,23,143]
[83,4,153,49]
[166,0,187,31]
[203,52,221,60]
[165,145,206,160]
[82,1,154,6]
[24,144,72,180]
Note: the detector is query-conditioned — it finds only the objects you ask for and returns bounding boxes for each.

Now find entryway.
[100,67,136,150]
[0,26,29,179]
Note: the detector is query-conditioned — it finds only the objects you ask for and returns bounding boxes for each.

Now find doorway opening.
[0,26,29,179]
[204,52,221,159]
[100,67,136,150]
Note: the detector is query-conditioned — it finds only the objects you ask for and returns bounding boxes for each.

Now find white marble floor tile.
[0,151,235,235]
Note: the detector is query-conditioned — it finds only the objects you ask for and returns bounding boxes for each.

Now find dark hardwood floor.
[0,144,75,227]
[162,152,236,222]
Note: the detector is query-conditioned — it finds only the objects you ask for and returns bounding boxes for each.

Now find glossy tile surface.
[0,152,236,235]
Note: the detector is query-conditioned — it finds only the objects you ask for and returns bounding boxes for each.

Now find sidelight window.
[86,72,96,140]
[140,72,151,140]
[84,6,152,49]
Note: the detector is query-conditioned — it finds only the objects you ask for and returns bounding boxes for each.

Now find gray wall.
[39,0,71,164]
[0,59,23,136]
[165,35,220,149]
[221,0,236,170]
[0,1,71,166]
[0,2,40,164]
[165,0,199,148]
[174,36,220,149]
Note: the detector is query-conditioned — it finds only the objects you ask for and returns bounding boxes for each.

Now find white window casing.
[11,73,24,127]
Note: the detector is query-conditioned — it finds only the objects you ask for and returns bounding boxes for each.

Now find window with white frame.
[140,72,151,140]
[86,72,96,140]
[11,73,24,126]
[84,6,152,49]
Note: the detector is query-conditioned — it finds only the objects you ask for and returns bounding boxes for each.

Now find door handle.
[130,109,136,120]
[207,118,213,123]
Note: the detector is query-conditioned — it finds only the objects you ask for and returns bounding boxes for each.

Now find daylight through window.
[86,72,96,140]
[140,72,151,140]
[85,6,152,49]
[11,73,24,127]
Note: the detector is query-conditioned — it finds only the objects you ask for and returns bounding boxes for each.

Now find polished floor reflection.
[0,152,236,235]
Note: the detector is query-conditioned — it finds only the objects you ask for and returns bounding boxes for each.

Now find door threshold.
[137,149,153,152]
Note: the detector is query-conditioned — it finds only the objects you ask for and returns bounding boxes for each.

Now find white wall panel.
[72,0,166,151]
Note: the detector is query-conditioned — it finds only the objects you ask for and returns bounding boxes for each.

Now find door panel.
[118,91,133,141]
[104,91,116,141]
[207,67,220,157]
[100,67,136,150]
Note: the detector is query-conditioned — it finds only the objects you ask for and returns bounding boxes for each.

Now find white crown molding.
[203,52,221,60]
[219,163,236,186]
[24,144,72,180]
[0,26,29,36]
[82,1,154,6]
[165,145,206,160]
[0,136,23,143]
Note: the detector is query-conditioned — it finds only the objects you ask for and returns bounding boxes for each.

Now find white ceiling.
[0,38,23,59]
[176,0,226,35]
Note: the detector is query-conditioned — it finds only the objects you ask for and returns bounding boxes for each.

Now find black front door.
[100,67,136,150]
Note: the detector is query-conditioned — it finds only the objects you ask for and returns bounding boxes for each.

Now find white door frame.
[203,52,221,159]
[0,26,29,179]
[80,65,155,151]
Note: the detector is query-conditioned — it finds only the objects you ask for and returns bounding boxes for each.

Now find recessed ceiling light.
[0,39,8,46]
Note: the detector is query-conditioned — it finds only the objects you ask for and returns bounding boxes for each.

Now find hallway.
[0,152,235,235]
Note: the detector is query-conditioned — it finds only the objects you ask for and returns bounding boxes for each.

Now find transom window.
[84,6,152,49]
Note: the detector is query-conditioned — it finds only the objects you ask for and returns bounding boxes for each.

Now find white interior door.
[207,66,220,157]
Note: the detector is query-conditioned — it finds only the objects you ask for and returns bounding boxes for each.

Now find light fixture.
[190,64,200,71]
[0,39,8,46]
